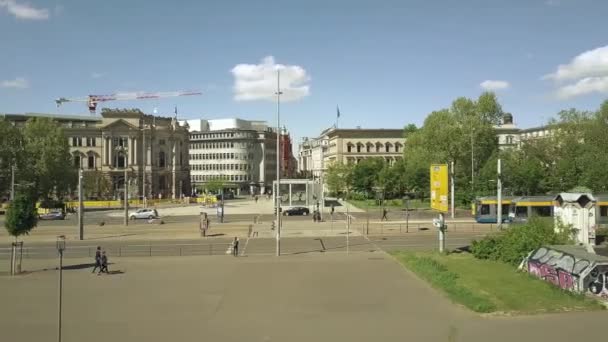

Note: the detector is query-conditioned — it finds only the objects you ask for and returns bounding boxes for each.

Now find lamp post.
[275,69,282,257]
[56,235,66,342]
[78,169,84,240]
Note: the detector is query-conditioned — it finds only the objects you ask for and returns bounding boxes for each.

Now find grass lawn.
[391,251,604,314]
[348,199,430,210]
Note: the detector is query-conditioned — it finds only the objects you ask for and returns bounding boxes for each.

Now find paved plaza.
[1,252,608,342]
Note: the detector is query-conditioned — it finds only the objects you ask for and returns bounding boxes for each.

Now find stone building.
[298,127,405,178]
[183,118,283,195]
[2,109,190,200]
[495,113,553,150]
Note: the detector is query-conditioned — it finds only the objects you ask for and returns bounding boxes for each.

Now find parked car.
[39,210,65,220]
[282,207,310,216]
[215,192,235,200]
[129,208,159,220]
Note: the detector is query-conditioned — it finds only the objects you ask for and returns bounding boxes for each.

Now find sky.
[2,0,608,149]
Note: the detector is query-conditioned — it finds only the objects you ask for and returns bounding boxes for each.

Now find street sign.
[430,164,448,212]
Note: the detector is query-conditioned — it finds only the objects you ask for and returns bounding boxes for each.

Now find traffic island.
[391,251,604,315]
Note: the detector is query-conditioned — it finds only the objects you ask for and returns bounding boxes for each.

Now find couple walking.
[92,246,109,275]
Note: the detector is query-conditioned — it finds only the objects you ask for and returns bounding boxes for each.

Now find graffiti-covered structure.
[521,245,608,299]
[554,193,597,245]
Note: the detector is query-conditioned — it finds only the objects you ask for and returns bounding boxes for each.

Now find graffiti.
[525,246,608,299]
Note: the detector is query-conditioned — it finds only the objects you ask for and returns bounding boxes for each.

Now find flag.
[337,106,341,119]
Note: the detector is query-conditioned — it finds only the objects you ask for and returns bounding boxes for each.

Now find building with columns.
[2,109,190,200]
[298,127,405,178]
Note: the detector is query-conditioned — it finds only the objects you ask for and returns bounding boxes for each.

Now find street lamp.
[275,69,283,257]
[56,235,66,342]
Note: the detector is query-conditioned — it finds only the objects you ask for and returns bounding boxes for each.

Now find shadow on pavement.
[206,233,225,237]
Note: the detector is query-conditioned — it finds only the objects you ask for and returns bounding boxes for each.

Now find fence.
[0,242,235,260]
[355,222,500,235]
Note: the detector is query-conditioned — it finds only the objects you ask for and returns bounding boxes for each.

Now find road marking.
[240,237,250,256]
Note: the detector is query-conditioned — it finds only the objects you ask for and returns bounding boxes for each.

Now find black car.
[282,207,310,216]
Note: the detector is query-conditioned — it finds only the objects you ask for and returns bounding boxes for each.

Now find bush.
[471,217,574,265]
[347,192,367,201]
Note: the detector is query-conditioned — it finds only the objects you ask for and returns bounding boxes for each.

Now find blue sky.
[2,0,608,147]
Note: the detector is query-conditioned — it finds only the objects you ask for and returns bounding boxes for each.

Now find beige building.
[3,110,190,200]
[299,127,405,177]
[495,113,553,150]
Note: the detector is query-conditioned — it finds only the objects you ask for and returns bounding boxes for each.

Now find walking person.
[232,237,239,257]
[331,205,335,221]
[381,207,388,221]
[99,250,109,275]
[92,246,102,273]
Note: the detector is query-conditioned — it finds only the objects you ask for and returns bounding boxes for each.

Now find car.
[129,208,159,220]
[215,192,235,200]
[39,210,65,220]
[282,207,310,216]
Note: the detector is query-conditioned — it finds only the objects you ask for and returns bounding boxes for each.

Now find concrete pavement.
[2,252,608,342]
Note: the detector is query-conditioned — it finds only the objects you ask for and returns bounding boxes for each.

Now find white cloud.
[543,45,608,82]
[0,0,50,20]
[231,56,310,102]
[480,80,510,91]
[91,72,105,79]
[1,77,29,89]
[555,76,608,99]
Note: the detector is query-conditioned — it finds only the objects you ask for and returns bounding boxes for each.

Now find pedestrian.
[331,205,335,221]
[255,195,258,204]
[313,210,317,222]
[381,208,388,221]
[92,246,101,273]
[99,250,109,275]
[232,237,239,257]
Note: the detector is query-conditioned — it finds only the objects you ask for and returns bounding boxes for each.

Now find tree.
[325,162,353,196]
[0,118,24,197]
[21,117,76,202]
[205,177,225,194]
[83,170,112,199]
[4,191,38,238]
[351,158,385,195]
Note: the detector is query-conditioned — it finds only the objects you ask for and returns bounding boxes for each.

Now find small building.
[522,245,608,299]
[554,193,597,246]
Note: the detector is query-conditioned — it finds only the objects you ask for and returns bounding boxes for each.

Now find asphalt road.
[0,232,484,260]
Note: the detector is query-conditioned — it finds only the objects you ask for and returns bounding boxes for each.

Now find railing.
[359,222,501,235]
[0,242,235,260]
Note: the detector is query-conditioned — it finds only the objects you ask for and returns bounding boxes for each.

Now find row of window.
[73,155,96,168]
[191,164,251,171]
[190,153,254,160]
[346,142,402,153]
[191,132,256,140]
[71,137,97,147]
[190,141,254,149]
[192,174,250,182]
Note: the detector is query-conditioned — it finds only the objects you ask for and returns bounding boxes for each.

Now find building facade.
[184,118,283,195]
[495,113,553,150]
[2,110,190,200]
[299,127,405,178]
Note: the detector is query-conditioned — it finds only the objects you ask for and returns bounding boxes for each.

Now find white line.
[240,237,250,256]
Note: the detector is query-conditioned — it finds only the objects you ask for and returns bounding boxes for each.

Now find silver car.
[129,208,159,220]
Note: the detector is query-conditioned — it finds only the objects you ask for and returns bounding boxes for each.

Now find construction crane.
[55,90,203,114]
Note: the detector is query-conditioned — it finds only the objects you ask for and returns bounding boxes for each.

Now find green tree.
[83,170,112,199]
[21,117,76,202]
[4,191,38,238]
[205,177,225,194]
[0,118,24,197]
[351,158,385,195]
[325,162,353,196]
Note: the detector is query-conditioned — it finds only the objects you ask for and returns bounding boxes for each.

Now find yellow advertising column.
[430,164,448,212]
[430,164,448,252]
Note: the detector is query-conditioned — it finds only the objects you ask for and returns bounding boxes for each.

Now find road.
[0,232,484,260]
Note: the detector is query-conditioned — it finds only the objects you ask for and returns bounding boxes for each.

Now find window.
[73,155,81,168]
[159,139,166,145]
[515,206,528,218]
[506,136,514,144]
[231,142,234,148]
[88,155,95,169]
[532,206,552,217]
[385,143,391,152]
[601,206,608,217]
[376,144,381,152]
[86,137,96,147]
[480,205,490,215]
[72,137,82,147]
[357,144,361,153]
[159,151,166,167]
[366,144,371,153]
[347,144,352,153]
[395,144,401,153]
